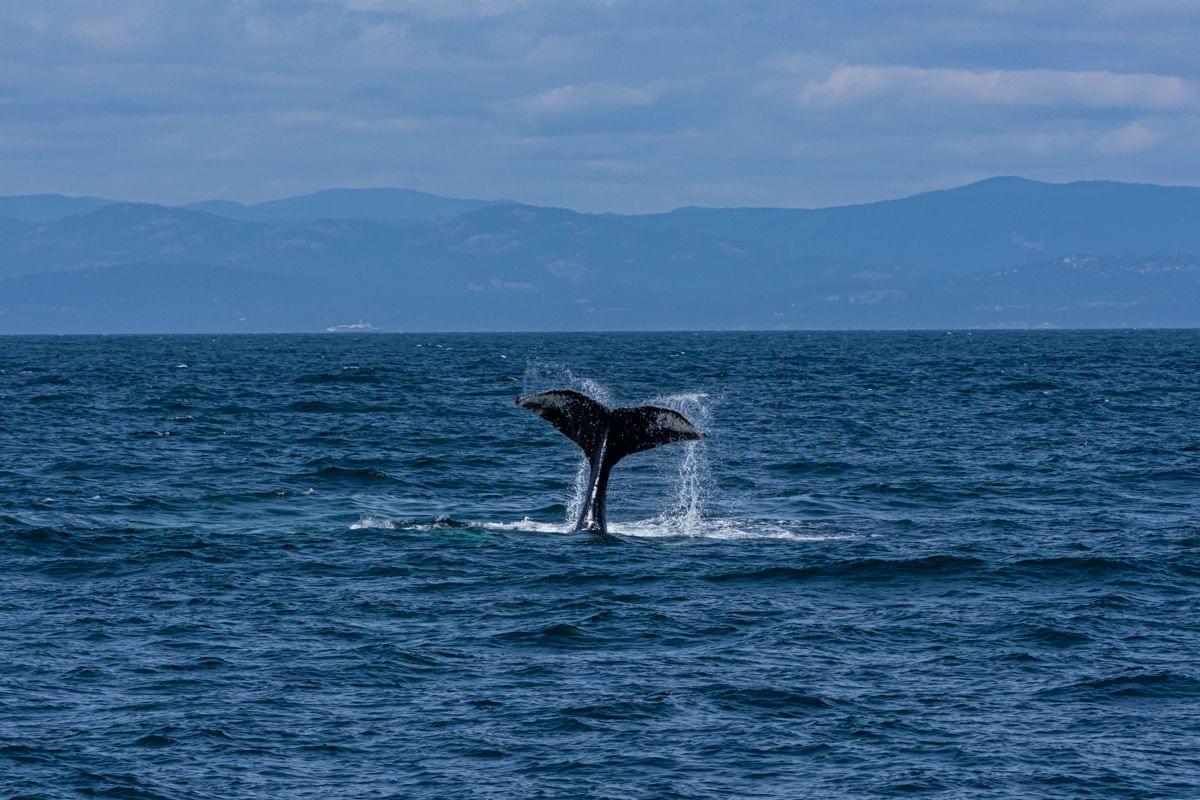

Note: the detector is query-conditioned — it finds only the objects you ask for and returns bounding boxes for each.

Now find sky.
[1,0,1199,213]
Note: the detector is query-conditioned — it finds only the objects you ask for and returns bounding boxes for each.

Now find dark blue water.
[2,332,1198,798]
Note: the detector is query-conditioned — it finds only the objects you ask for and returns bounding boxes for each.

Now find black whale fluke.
[514,389,705,534]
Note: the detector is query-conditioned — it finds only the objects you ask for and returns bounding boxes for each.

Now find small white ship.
[324,321,375,333]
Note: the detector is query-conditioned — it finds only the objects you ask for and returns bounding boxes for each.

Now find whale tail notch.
[514,389,705,533]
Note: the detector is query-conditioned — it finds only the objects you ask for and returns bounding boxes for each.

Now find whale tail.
[514,389,705,533]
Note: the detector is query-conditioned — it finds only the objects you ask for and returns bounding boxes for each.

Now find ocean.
[1,331,1198,798]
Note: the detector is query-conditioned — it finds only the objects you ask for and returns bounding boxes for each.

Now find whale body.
[515,389,705,534]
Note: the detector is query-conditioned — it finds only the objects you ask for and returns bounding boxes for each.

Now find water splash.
[350,515,396,530]
[650,392,715,536]
[564,459,589,528]
[521,360,616,406]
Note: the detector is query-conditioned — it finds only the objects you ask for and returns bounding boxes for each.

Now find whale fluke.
[515,389,705,534]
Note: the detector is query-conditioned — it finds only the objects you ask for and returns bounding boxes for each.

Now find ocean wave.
[1012,623,1092,647]
[994,379,1061,392]
[284,400,399,413]
[28,392,74,403]
[495,621,595,647]
[22,374,72,386]
[302,465,399,484]
[1039,670,1200,700]
[767,459,857,476]
[294,368,385,385]
[1011,555,1144,577]
[705,554,986,583]
[707,685,835,713]
[0,526,81,555]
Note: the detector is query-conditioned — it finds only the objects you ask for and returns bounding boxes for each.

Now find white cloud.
[1094,121,1161,154]
[9,0,170,55]
[490,277,535,290]
[324,0,539,17]
[499,81,663,116]
[3,1,1200,210]
[1093,0,1200,17]
[792,64,1195,112]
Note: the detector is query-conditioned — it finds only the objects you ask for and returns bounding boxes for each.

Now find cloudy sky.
[2,0,1198,212]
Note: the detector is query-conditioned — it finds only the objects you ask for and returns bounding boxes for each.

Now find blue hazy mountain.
[0,202,425,279]
[625,177,1200,274]
[182,187,508,222]
[0,194,116,223]
[0,187,507,225]
[1,178,1198,332]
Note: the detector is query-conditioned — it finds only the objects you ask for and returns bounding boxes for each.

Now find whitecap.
[609,516,853,541]
[480,517,564,534]
[481,516,854,542]
[349,516,397,530]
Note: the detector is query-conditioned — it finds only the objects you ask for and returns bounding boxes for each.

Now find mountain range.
[1,178,1198,332]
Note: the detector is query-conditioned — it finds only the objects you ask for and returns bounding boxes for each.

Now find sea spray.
[564,458,589,529]
[652,392,715,536]
[522,359,616,407]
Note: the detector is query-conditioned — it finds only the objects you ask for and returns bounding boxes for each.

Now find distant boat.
[324,321,375,333]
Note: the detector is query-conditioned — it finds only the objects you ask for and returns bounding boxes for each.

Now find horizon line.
[7,174,1200,219]
[1,326,1195,337]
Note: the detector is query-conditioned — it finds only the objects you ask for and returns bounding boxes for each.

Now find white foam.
[480,517,565,534]
[345,513,852,541]
[610,517,850,541]
[349,516,397,530]
[481,516,854,542]
[347,516,477,532]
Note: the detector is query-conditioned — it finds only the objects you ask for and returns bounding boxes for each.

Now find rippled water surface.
[2,331,1199,798]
